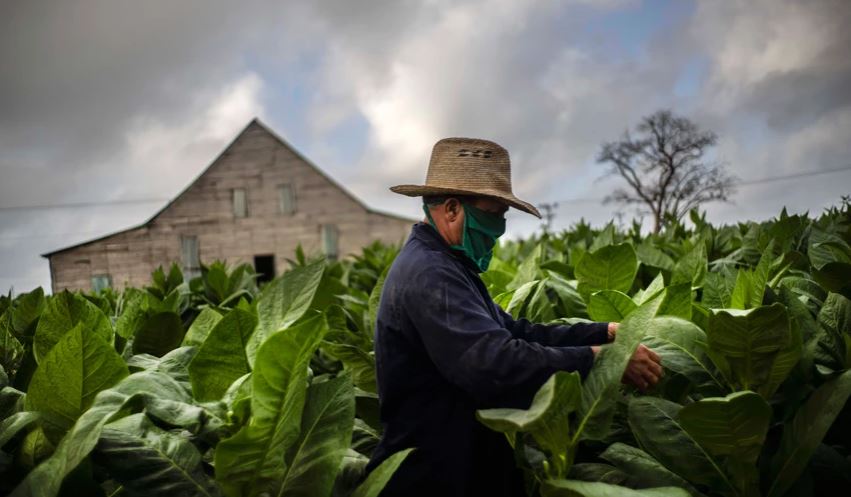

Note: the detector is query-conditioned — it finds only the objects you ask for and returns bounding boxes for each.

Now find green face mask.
[424,201,506,272]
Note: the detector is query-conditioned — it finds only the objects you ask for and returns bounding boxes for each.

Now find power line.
[545,164,851,207]
[738,165,851,186]
[0,197,169,212]
[0,229,115,241]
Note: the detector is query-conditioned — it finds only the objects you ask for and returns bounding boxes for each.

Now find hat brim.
[390,184,542,219]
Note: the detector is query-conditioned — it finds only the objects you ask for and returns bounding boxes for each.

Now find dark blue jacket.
[366,223,608,497]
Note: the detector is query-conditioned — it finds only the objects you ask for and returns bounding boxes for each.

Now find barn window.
[321,224,339,260]
[181,235,201,279]
[91,274,111,293]
[233,188,247,218]
[254,254,276,284]
[278,184,296,215]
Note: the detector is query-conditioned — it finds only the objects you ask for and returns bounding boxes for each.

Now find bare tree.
[597,110,735,233]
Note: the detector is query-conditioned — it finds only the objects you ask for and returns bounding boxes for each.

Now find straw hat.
[390,137,542,218]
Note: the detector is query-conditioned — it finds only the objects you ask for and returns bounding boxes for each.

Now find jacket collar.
[411,222,480,273]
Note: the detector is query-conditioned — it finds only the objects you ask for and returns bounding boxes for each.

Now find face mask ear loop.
[457,203,468,249]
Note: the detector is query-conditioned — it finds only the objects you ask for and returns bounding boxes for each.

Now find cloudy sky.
[1,0,850,293]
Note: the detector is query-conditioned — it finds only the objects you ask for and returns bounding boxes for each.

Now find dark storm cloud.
[1,0,849,293]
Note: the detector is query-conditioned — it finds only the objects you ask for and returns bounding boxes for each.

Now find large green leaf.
[542,479,689,497]
[808,228,851,298]
[636,244,675,272]
[672,243,707,289]
[679,391,770,463]
[706,304,791,392]
[576,243,638,301]
[246,260,327,366]
[641,317,722,389]
[818,292,851,356]
[505,280,539,318]
[0,385,25,420]
[350,448,413,497]
[628,397,733,494]
[636,273,665,305]
[599,443,701,496]
[478,372,582,476]
[277,372,355,497]
[768,370,851,497]
[813,262,851,300]
[0,411,39,448]
[322,306,376,394]
[18,424,54,470]
[25,323,128,443]
[702,270,737,309]
[508,243,543,290]
[322,341,376,394]
[1,315,24,377]
[10,287,45,335]
[114,288,148,340]
[127,346,197,392]
[131,311,185,357]
[525,279,558,323]
[189,308,257,401]
[762,312,803,399]
[808,227,851,269]
[578,297,656,441]
[214,314,328,497]
[679,391,771,497]
[547,273,589,319]
[95,413,221,497]
[587,291,637,322]
[13,369,220,497]
[656,283,693,320]
[181,306,224,347]
[33,291,112,363]
[569,463,630,485]
[367,266,390,335]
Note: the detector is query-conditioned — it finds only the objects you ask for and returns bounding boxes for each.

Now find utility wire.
[1,165,849,240]
[0,197,170,212]
[2,166,849,212]
[738,165,851,185]
[0,229,116,241]
[547,164,851,207]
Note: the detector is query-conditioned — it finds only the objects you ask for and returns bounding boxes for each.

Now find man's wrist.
[607,322,619,343]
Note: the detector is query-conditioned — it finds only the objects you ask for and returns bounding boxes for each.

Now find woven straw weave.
[390,137,541,218]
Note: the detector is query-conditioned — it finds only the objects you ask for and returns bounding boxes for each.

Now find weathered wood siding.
[47,121,414,292]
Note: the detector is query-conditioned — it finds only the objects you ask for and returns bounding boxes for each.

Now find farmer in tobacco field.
[366,138,663,496]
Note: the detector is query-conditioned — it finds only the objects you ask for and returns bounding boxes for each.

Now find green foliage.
[33,291,112,363]
[575,243,638,301]
[188,308,257,401]
[214,314,329,496]
[246,259,326,366]
[3,202,851,496]
[95,413,221,496]
[25,323,128,443]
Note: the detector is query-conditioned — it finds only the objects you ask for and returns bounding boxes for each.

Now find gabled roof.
[42,118,415,257]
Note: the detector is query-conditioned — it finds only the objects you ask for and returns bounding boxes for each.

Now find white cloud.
[119,73,265,197]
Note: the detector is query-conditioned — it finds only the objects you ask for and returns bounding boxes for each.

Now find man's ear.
[445,198,463,222]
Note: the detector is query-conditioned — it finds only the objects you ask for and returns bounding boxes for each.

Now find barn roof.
[42,118,414,257]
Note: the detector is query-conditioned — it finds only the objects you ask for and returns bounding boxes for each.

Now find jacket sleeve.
[406,261,596,407]
[497,307,610,347]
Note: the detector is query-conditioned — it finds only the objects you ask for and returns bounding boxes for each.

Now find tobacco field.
[1,204,850,497]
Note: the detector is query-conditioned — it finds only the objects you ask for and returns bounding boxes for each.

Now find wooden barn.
[42,119,415,293]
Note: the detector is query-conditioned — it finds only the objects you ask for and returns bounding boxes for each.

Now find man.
[366,137,662,496]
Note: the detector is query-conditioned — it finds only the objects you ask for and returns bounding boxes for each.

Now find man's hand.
[622,344,662,392]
